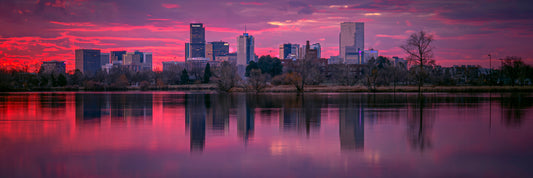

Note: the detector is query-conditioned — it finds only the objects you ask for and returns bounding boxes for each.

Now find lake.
[0,92,532,177]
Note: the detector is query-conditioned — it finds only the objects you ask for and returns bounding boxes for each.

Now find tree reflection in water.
[499,93,532,127]
[406,94,434,151]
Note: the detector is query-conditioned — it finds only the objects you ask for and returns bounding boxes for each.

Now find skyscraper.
[340,22,364,64]
[301,43,321,59]
[237,32,254,65]
[205,43,213,61]
[110,51,126,63]
[143,52,152,71]
[209,41,229,60]
[75,49,101,74]
[100,53,110,66]
[279,43,300,60]
[123,52,142,72]
[189,23,205,58]
[134,50,144,63]
[304,41,318,60]
[185,43,190,60]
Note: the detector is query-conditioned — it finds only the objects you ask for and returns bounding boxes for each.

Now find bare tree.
[288,58,323,92]
[401,30,435,92]
[247,69,268,93]
[331,64,360,86]
[501,56,529,86]
[214,61,241,92]
[389,61,408,92]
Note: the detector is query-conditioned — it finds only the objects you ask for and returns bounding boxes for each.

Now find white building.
[340,22,364,64]
[237,32,255,66]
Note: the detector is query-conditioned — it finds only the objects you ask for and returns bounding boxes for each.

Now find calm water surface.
[1,92,532,177]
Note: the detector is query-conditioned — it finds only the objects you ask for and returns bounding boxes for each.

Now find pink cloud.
[161,3,180,9]
[240,2,264,6]
[375,34,408,40]
[405,20,412,27]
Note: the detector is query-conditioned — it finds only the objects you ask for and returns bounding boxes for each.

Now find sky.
[0,0,532,71]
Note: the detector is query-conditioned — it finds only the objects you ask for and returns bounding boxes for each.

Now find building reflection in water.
[185,94,233,152]
[186,94,206,152]
[339,95,364,151]
[206,94,230,134]
[75,93,153,126]
[109,94,153,124]
[237,94,254,143]
[75,94,103,125]
[279,95,321,135]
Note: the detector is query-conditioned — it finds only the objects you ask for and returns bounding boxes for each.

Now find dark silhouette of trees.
[257,55,283,77]
[110,74,129,89]
[4,52,533,92]
[245,61,259,77]
[69,69,84,86]
[203,63,212,83]
[364,58,379,91]
[285,72,304,92]
[390,61,408,92]
[401,30,435,92]
[246,55,283,77]
[364,56,392,91]
[247,69,268,93]
[57,74,67,86]
[330,64,360,86]
[180,69,190,84]
[501,56,529,86]
[214,61,241,92]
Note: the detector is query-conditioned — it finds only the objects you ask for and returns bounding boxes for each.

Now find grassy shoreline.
[2,85,533,93]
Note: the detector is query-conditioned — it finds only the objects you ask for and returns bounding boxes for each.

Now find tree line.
[1,55,531,92]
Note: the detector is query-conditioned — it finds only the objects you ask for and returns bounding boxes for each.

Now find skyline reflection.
[0,92,532,177]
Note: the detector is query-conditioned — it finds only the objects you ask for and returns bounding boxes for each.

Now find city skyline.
[1,0,532,71]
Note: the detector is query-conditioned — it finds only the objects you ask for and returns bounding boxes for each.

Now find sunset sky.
[1,0,532,71]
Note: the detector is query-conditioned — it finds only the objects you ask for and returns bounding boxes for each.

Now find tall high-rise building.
[143,52,152,71]
[134,50,144,63]
[340,22,364,64]
[303,41,318,60]
[209,41,229,61]
[123,52,142,71]
[123,52,141,65]
[301,43,321,59]
[110,51,126,63]
[185,43,190,60]
[205,43,213,61]
[237,32,254,65]
[189,23,205,58]
[75,49,101,74]
[279,43,300,60]
[100,53,110,66]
